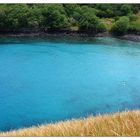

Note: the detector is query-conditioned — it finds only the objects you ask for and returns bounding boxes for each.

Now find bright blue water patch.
[0,36,140,131]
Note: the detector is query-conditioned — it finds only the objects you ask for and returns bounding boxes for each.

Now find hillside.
[0,4,139,35]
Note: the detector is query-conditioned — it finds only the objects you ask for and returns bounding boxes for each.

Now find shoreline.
[0,32,140,42]
[0,110,139,136]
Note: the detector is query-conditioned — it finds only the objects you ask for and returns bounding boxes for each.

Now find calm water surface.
[0,36,140,131]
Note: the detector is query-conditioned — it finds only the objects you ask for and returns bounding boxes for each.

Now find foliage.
[130,12,140,31]
[111,17,130,35]
[100,18,114,31]
[120,4,132,16]
[78,9,106,33]
[0,4,139,33]
[128,14,138,21]
[42,5,69,30]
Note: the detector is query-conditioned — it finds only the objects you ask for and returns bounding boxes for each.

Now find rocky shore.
[119,34,140,42]
[0,31,140,42]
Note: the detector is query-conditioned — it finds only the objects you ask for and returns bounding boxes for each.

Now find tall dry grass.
[0,110,140,136]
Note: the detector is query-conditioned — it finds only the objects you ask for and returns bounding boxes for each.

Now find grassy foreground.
[0,110,140,136]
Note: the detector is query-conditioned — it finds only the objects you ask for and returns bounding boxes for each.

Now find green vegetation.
[111,17,130,35]
[0,4,139,35]
[130,12,140,31]
[78,8,106,33]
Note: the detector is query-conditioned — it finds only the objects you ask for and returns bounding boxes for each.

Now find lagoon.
[0,36,140,131]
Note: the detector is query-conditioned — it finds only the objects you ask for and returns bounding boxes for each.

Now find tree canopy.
[0,4,139,35]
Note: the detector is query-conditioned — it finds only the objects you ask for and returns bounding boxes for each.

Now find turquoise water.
[0,36,140,131]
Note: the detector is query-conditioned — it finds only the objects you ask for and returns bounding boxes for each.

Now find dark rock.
[120,34,140,42]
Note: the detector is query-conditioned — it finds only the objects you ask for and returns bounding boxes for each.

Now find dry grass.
[0,110,140,136]
[100,18,115,31]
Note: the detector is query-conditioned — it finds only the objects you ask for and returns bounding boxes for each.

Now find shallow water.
[0,36,140,131]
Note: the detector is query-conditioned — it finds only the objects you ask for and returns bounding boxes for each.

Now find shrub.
[0,9,6,30]
[120,4,132,16]
[111,16,130,35]
[128,14,138,21]
[114,16,120,21]
[41,5,69,31]
[96,22,107,33]
[78,11,106,33]
[128,25,138,33]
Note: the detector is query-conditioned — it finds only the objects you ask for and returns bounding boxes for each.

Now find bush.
[0,4,139,33]
[0,9,6,30]
[120,5,132,16]
[132,5,140,14]
[128,14,138,21]
[114,16,120,21]
[42,5,69,31]
[78,11,106,33]
[96,22,107,33]
[128,25,138,33]
[111,16,130,35]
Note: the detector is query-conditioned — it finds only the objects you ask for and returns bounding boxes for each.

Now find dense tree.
[0,8,6,31]
[41,5,69,31]
[0,4,139,34]
[27,6,43,29]
[111,17,130,35]
[120,5,132,16]
[78,11,106,33]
